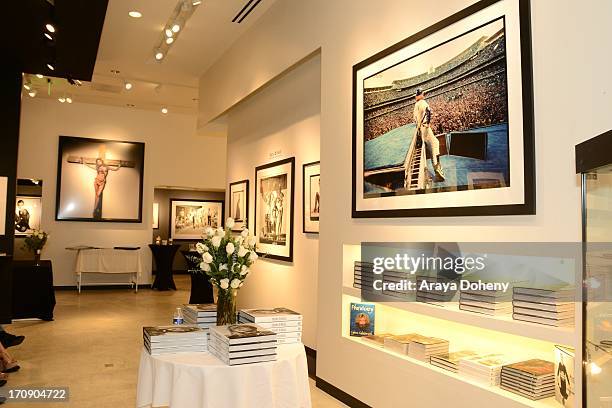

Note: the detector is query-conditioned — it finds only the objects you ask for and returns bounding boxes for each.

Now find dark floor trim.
[305,346,316,379]
[55,284,152,291]
[315,377,372,408]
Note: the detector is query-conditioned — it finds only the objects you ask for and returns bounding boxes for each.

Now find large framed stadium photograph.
[352,0,535,218]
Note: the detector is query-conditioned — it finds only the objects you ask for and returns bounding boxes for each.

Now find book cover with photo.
[554,346,574,407]
[349,303,375,337]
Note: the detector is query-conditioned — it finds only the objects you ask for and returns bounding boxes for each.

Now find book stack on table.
[383,333,421,355]
[238,307,302,344]
[143,326,208,355]
[430,350,479,373]
[181,304,217,330]
[500,359,555,400]
[209,324,277,366]
[362,333,394,348]
[408,335,450,362]
[458,354,509,386]
[512,287,575,327]
[459,285,511,316]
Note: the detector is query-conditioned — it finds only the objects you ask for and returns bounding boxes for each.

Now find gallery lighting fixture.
[161,107,168,114]
[36,74,44,79]
[58,95,66,103]
[46,62,55,71]
[124,81,133,90]
[45,23,56,33]
[66,96,73,104]
[23,81,32,91]
[28,90,37,98]
[44,32,53,40]
[153,0,201,63]
[128,10,142,18]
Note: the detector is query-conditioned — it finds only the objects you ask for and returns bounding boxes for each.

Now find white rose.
[226,218,235,229]
[219,279,229,289]
[226,242,235,255]
[241,229,249,238]
[202,252,213,263]
[196,243,206,254]
[38,233,44,239]
[230,278,241,289]
[240,265,249,276]
[200,262,211,272]
[250,251,258,261]
[237,246,248,257]
[219,263,228,271]
[211,236,222,248]
[216,227,225,236]
[248,236,257,247]
[205,227,214,237]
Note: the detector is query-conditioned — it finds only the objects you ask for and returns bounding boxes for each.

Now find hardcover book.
[349,303,375,337]
[210,324,277,345]
[554,345,574,407]
[239,308,302,322]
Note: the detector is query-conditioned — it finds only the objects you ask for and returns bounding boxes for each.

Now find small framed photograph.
[255,157,295,262]
[152,202,159,229]
[170,199,224,240]
[303,161,320,233]
[15,196,42,236]
[229,180,249,232]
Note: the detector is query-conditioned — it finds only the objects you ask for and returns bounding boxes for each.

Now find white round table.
[136,343,312,408]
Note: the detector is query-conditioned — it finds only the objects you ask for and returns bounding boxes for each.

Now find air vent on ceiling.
[232,0,262,24]
[90,83,123,94]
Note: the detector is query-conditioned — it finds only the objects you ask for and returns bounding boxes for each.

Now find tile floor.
[3,275,346,408]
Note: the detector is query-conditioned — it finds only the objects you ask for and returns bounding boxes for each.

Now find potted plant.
[195,218,258,325]
[24,229,49,266]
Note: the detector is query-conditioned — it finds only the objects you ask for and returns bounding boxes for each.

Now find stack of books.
[383,333,421,355]
[409,335,450,362]
[181,304,217,330]
[430,350,479,373]
[238,307,302,344]
[459,285,511,316]
[458,354,509,385]
[362,333,394,348]
[209,324,277,366]
[500,359,555,400]
[353,261,375,293]
[143,325,208,355]
[416,275,457,305]
[512,287,575,327]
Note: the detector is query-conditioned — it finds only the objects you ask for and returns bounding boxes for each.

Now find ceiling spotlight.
[75,80,82,86]
[155,51,164,61]
[166,37,174,45]
[28,90,37,98]
[171,23,180,33]
[124,81,133,90]
[46,63,55,71]
[192,0,202,5]
[36,74,43,79]
[45,23,56,33]
[58,96,66,103]
[128,11,142,18]
[44,32,53,40]
[23,82,32,91]
[165,28,173,38]
[161,107,168,114]
[66,96,73,104]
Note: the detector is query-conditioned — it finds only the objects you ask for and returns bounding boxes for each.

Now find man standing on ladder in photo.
[414,89,445,181]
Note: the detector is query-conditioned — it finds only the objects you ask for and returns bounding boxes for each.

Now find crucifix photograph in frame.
[55,136,145,222]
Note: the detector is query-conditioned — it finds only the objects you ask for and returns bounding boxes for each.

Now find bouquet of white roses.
[24,229,49,253]
[196,217,258,291]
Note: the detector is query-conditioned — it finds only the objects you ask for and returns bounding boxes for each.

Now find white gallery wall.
[225,53,321,349]
[198,0,612,406]
[17,98,226,286]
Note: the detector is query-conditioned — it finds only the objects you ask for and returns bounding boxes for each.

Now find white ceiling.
[25,0,276,114]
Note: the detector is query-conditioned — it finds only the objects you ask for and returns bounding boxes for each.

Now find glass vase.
[34,249,42,266]
[216,288,237,325]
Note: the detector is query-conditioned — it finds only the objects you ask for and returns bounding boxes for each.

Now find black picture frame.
[254,157,295,262]
[352,0,535,218]
[55,136,145,223]
[303,161,320,234]
[228,179,250,232]
[169,199,225,241]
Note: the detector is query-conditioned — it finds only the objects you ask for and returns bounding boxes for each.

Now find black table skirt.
[12,260,56,321]
[149,244,180,291]
[181,250,214,304]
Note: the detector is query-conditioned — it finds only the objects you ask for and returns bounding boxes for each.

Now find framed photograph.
[0,176,7,236]
[55,136,145,222]
[15,196,42,236]
[152,202,159,229]
[255,157,295,262]
[303,161,320,233]
[229,180,249,232]
[170,199,224,240]
[352,0,535,217]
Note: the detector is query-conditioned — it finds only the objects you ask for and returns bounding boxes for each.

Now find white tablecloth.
[136,343,312,408]
[76,249,142,275]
